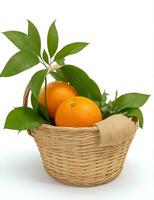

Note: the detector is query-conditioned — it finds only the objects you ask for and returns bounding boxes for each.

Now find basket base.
[43,165,123,187]
[31,125,134,187]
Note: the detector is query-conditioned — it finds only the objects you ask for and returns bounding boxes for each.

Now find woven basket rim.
[35,123,98,132]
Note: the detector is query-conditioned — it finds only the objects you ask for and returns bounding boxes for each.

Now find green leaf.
[30,69,47,99]
[61,65,102,102]
[42,49,49,64]
[47,20,58,58]
[4,107,45,130]
[108,101,113,110]
[3,31,36,54]
[51,69,67,81]
[101,100,118,118]
[28,20,41,56]
[37,104,50,122]
[92,100,101,107]
[101,91,108,106]
[0,51,39,77]
[88,78,102,102]
[100,104,110,118]
[31,93,50,123]
[54,42,89,61]
[31,93,39,112]
[115,90,118,100]
[124,108,143,128]
[112,93,150,111]
[56,58,65,65]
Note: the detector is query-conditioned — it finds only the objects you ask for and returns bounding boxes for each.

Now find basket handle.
[23,64,61,135]
[23,64,61,107]
[95,114,138,146]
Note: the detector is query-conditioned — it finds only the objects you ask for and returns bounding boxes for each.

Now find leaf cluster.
[1,20,89,130]
[100,91,149,128]
[0,20,150,131]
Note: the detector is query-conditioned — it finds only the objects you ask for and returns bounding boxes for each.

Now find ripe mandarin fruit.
[55,96,102,127]
[39,81,77,118]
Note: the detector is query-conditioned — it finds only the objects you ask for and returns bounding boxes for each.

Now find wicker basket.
[23,67,138,187]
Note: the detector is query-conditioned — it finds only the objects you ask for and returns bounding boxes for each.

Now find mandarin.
[55,96,102,127]
[39,81,77,118]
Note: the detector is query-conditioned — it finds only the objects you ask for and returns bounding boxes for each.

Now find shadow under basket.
[29,115,137,187]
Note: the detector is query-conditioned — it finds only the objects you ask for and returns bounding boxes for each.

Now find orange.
[39,81,78,118]
[55,96,102,127]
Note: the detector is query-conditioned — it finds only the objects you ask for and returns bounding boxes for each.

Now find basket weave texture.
[23,66,138,186]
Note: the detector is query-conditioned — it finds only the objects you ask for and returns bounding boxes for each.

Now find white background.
[0,0,153,199]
